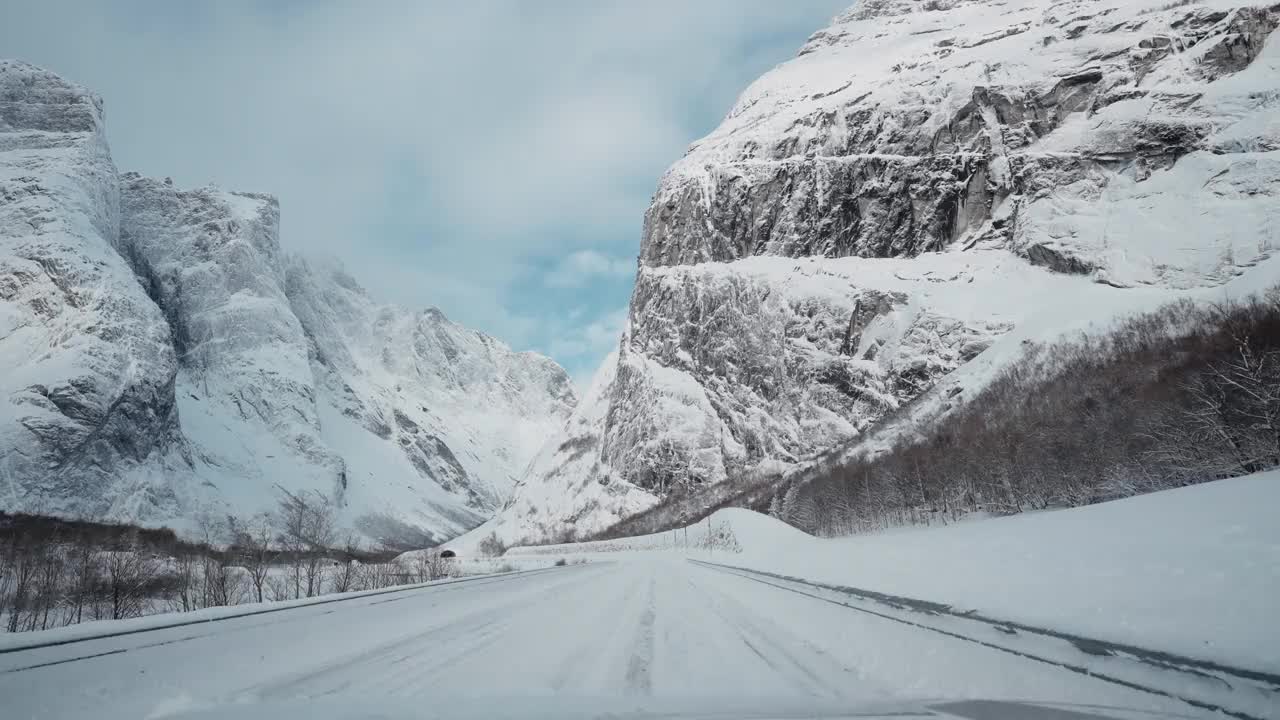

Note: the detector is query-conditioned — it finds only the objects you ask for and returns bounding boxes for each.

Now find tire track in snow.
[379,615,518,697]
[624,576,657,695]
[687,570,856,698]
[250,600,514,699]
[244,568,601,700]
[546,567,637,692]
[692,560,1275,720]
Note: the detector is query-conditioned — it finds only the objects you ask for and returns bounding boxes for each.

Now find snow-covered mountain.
[468,0,1280,546]
[0,60,576,542]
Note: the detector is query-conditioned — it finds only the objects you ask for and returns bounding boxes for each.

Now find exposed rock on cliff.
[0,60,179,518]
[469,0,1280,545]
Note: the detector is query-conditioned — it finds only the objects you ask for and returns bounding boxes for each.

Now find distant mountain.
[466,0,1280,546]
[0,59,576,543]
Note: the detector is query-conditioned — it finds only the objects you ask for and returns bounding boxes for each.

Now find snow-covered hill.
[0,60,575,542]
[470,0,1280,545]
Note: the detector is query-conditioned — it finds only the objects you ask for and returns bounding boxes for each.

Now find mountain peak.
[0,60,577,542]
[838,0,975,22]
[0,58,103,135]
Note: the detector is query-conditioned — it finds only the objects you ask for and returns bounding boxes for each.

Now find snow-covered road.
[1,556,1211,719]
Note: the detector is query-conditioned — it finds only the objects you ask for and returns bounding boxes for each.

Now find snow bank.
[0,565,561,653]
[710,472,1280,673]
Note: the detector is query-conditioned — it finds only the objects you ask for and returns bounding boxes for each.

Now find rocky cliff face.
[471,0,1280,545]
[0,60,180,518]
[0,60,576,541]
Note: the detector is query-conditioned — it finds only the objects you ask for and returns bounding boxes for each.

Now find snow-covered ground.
[728,472,1280,676]
[5,472,1273,719]
[513,471,1280,677]
[2,554,1209,720]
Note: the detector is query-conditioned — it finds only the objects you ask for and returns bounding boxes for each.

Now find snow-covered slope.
[475,0,1280,544]
[0,60,576,542]
[284,256,576,531]
[457,349,657,548]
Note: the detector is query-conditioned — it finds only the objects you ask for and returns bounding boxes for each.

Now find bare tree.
[167,548,200,613]
[329,534,360,594]
[353,558,407,591]
[6,534,41,632]
[103,534,162,621]
[410,550,451,582]
[0,536,13,627]
[265,573,292,602]
[65,532,103,625]
[32,539,65,631]
[204,559,247,608]
[229,513,277,603]
[275,488,338,598]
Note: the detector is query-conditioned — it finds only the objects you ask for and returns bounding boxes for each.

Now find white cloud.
[544,250,635,288]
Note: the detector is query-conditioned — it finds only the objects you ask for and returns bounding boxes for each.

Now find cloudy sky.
[2,0,847,386]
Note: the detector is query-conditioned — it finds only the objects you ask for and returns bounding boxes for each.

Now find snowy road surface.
[1,556,1214,719]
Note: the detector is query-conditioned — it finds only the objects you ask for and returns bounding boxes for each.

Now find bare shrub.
[768,289,1280,537]
[102,535,164,620]
[0,537,13,626]
[352,558,412,592]
[476,532,507,558]
[329,534,363,594]
[167,549,200,613]
[410,550,452,582]
[5,532,51,632]
[265,573,293,602]
[275,488,338,598]
[228,513,277,603]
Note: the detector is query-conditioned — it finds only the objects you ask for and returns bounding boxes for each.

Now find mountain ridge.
[460,0,1280,548]
[0,59,575,543]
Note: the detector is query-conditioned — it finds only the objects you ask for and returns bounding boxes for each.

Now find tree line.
[1,489,452,633]
[771,288,1280,535]
[579,287,1279,542]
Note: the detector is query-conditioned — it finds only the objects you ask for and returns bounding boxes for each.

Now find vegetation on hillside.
[773,288,1280,535]
[589,288,1280,540]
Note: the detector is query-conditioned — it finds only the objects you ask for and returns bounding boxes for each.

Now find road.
[1,555,1201,719]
